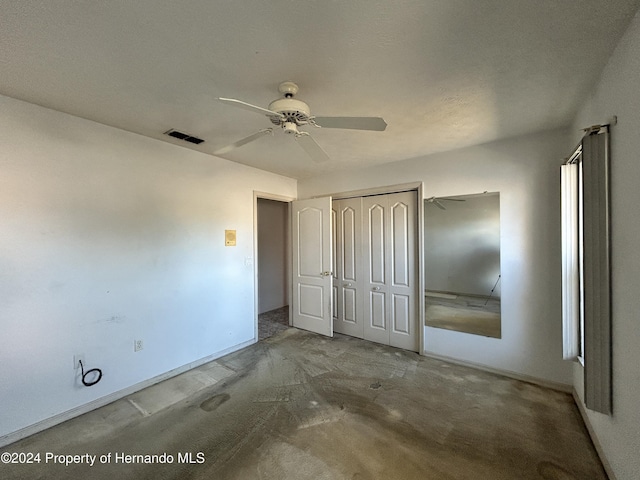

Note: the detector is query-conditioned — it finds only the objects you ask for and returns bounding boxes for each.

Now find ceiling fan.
[426,196,466,210]
[214,81,387,163]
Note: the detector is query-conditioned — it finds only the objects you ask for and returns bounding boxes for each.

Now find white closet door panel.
[332,205,339,320]
[339,191,417,351]
[343,288,357,324]
[367,203,386,284]
[363,196,388,345]
[392,294,410,334]
[391,200,410,287]
[365,291,389,345]
[331,206,338,284]
[387,191,418,351]
[333,198,364,338]
[370,292,386,329]
[342,206,357,281]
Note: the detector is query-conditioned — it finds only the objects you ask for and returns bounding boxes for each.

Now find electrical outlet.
[73,354,85,370]
[134,340,143,352]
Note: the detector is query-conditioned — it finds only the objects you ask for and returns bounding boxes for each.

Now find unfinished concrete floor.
[3,329,605,480]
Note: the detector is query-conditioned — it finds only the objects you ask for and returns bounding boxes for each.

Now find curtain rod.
[564,116,616,164]
[582,124,611,135]
[581,115,616,134]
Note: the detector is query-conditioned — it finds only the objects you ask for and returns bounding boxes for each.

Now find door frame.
[307,182,425,355]
[253,191,295,343]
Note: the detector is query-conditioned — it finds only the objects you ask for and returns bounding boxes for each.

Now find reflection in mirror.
[424,192,501,338]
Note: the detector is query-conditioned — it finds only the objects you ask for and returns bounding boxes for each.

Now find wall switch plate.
[134,340,143,352]
[225,230,236,246]
[73,354,85,370]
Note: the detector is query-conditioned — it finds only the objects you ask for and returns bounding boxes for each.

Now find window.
[561,126,611,414]
[561,154,581,360]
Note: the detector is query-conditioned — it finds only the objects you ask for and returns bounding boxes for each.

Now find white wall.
[257,198,288,314]
[0,94,296,440]
[570,10,640,480]
[299,128,573,386]
[424,193,501,297]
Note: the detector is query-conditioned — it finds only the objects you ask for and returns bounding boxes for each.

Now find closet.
[332,191,418,351]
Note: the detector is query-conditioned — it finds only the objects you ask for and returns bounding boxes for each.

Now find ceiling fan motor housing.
[268,97,312,125]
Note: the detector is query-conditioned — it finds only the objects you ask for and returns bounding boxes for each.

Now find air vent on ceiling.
[164,129,205,145]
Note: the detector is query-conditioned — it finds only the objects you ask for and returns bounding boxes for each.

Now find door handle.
[372,286,381,291]
[321,271,332,277]
[343,282,352,287]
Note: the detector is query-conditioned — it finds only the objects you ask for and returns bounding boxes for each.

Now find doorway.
[256,197,290,340]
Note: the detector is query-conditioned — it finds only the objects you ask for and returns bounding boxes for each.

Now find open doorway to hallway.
[257,197,290,340]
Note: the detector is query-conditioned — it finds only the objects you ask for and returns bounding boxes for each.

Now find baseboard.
[422,351,573,393]
[424,291,457,299]
[572,389,616,480]
[0,338,255,448]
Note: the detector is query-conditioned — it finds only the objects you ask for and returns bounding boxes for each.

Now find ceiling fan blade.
[218,97,285,121]
[313,116,387,131]
[214,129,273,155]
[295,133,330,163]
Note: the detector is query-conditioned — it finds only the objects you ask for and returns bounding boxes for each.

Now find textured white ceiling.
[2,1,639,178]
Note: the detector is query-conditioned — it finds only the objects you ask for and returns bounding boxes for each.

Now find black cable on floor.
[78,359,102,387]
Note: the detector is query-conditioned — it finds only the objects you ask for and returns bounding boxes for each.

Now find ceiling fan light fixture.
[282,121,299,135]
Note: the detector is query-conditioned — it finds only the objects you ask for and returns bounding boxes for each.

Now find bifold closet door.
[332,198,364,338]
[362,191,418,351]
